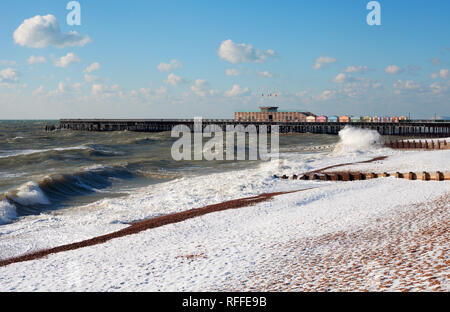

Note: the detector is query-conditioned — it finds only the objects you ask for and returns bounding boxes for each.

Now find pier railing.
[52,119,450,136]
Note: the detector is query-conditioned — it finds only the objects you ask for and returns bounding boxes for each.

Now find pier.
[55,119,450,136]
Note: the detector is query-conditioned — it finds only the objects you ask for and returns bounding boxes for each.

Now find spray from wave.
[0,199,18,225]
[332,126,381,154]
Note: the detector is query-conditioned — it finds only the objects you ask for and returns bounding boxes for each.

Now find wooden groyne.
[52,119,450,136]
[384,139,449,150]
[277,171,450,182]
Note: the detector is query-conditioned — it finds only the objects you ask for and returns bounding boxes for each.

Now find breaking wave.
[332,126,382,154]
[0,165,135,222]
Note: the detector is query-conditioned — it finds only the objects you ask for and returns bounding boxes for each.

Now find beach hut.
[316,115,328,122]
[390,116,399,123]
[351,115,362,122]
[306,116,316,122]
[339,115,350,123]
[362,116,372,122]
[328,115,338,122]
[381,116,390,123]
[399,115,408,121]
[372,116,380,122]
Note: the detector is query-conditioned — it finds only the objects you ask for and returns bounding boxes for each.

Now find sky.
[0,0,449,119]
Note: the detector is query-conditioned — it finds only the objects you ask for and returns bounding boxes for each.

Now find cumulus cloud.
[13,14,91,48]
[157,60,183,72]
[312,56,337,70]
[224,84,250,97]
[431,57,441,66]
[190,79,210,97]
[165,73,187,86]
[0,68,19,85]
[344,65,369,73]
[225,69,240,76]
[48,81,68,95]
[32,85,45,95]
[393,80,422,94]
[84,74,99,83]
[430,69,449,79]
[257,71,273,78]
[429,81,450,94]
[84,62,101,73]
[91,84,120,97]
[27,55,47,64]
[315,89,335,101]
[218,39,276,64]
[384,65,403,75]
[333,73,347,83]
[54,52,80,68]
[372,82,382,89]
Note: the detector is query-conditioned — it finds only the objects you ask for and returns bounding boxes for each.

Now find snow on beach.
[0,127,449,291]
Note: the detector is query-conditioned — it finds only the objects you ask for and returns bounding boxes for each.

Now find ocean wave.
[1,165,135,220]
[0,144,122,160]
[0,145,91,159]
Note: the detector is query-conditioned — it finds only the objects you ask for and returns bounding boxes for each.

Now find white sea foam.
[8,182,51,206]
[0,199,18,225]
[0,145,91,159]
[332,126,382,155]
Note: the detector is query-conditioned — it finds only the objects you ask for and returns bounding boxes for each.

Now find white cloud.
[218,39,276,64]
[155,86,168,96]
[393,80,421,94]
[32,85,45,95]
[429,81,450,94]
[312,56,337,70]
[315,89,335,101]
[84,74,99,83]
[257,71,273,78]
[344,65,369,73]
[431,57,441,66]
[372,82,382,89]
[190,79,210,97]
[157,60,183,72]
[48,82,67,95]
[333,73,347,83]
[91,84,120,97]
[0,68,19,85]
[84,62,101,73]
[13,14,91,48]
[27,55,47,64]
[430,69,449,79]
[224,84,250,97]
[384,65,403,74]
[54,52,80,68]
[296,90,309,98]
[165,73,187,86]
[225,69,240,76]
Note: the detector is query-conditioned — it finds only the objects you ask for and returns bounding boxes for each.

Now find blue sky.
[0,0,449,119]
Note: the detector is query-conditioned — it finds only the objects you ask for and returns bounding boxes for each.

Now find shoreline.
[1,144,449,291]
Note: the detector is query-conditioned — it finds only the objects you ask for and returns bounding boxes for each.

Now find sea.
[0,120,341,225]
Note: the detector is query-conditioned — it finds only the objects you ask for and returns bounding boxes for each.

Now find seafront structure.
[234,107,315,122]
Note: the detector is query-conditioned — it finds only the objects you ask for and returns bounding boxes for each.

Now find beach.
[0,124,449,291]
